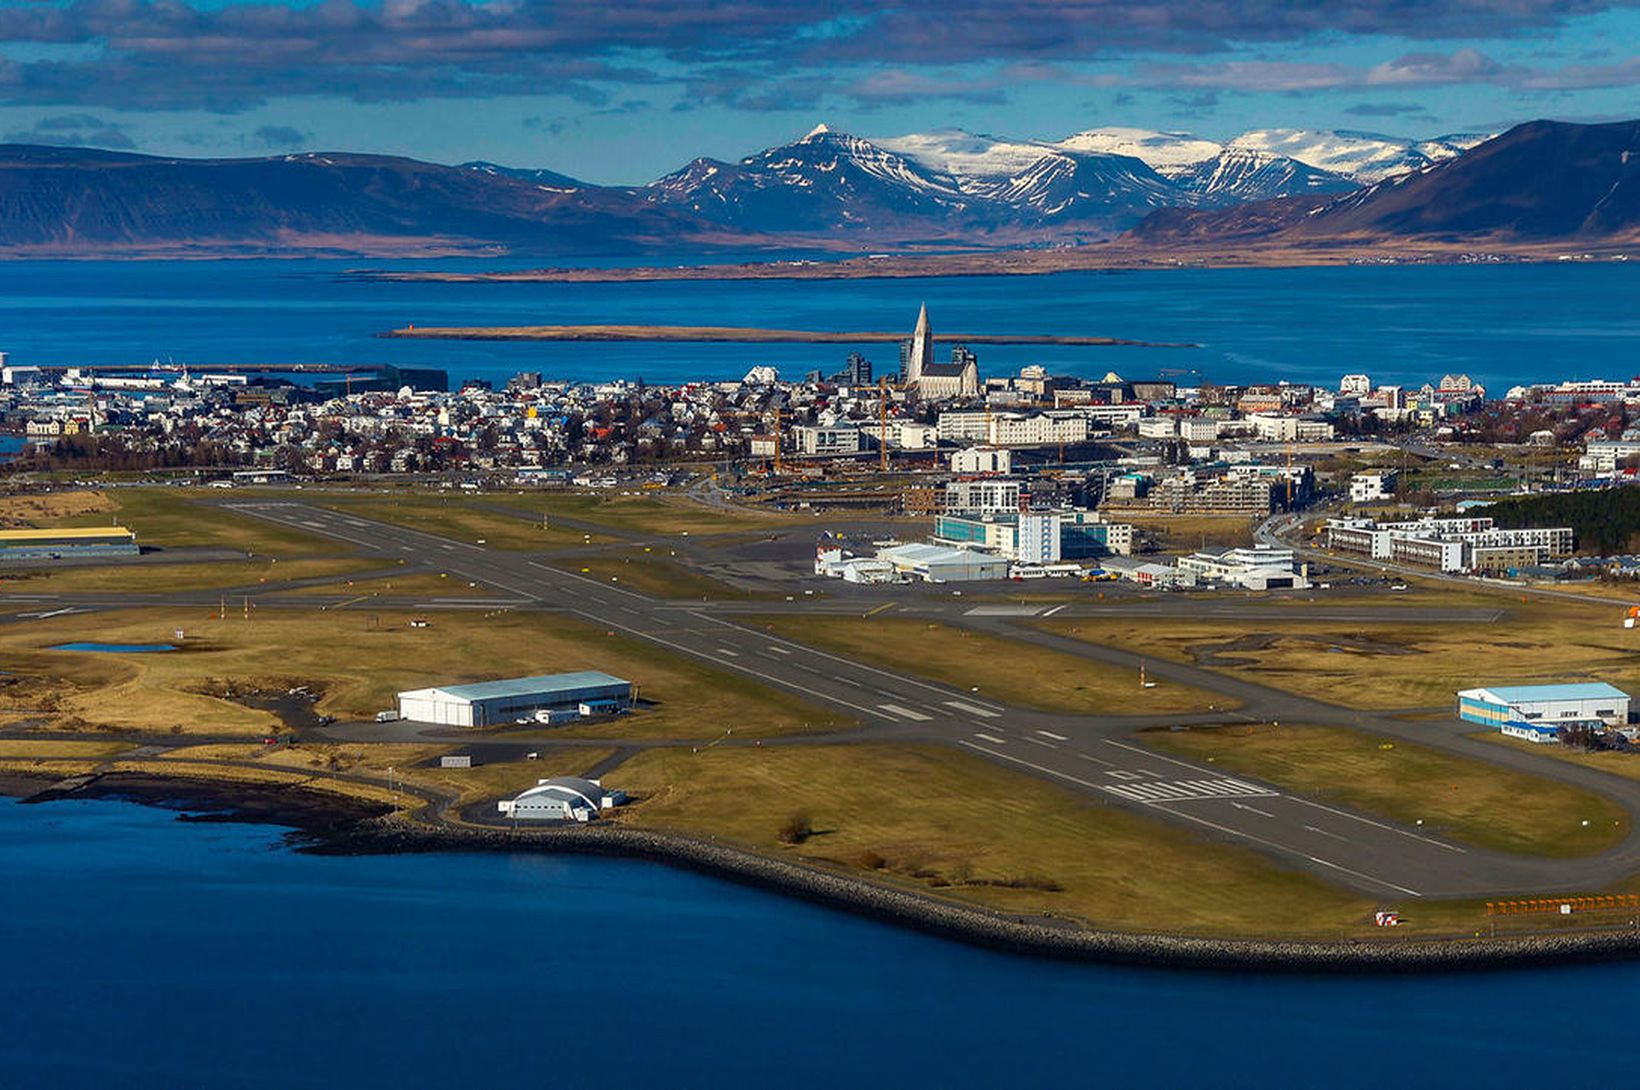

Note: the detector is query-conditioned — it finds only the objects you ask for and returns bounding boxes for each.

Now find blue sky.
[0,1,1637,183]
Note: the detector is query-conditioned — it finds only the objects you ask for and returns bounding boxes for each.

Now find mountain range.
[0,120,1632,258]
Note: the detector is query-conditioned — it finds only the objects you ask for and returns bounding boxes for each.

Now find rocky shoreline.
[330,818,1640,974]
[11,772,1640,972]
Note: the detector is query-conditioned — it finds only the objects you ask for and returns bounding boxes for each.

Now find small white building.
[1349,470,1398,503]
[498,777,627,822]
[793,425,862,456]
[1177,546,1309,590]
[950,446,1012,474]
[875,542,1009,582]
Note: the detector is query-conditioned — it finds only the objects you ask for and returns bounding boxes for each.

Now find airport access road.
[179,498,1640,902]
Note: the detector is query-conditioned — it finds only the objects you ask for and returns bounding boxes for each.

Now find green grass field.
[1144,723,1627,857]
[748,615,1231,714]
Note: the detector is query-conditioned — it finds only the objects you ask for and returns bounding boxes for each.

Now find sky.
[0,0,1638,184]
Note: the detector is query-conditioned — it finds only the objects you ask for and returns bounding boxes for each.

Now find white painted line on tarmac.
[1043,604,1068,617]
[972,734,1009,746]
[1285,795,1467,853]
[1231,802,1275,818]
[1024,736,1058,749]
[878,703,931,722]
[766,645,791,655]
[1036,730,1068,741]
[716,647,739,658]
[1148,804,1423,898]
[944,700,999,718]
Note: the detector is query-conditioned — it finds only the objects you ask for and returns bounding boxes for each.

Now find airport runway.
[11,495,1640,902]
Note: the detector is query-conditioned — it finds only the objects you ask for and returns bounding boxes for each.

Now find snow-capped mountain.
[1173,146,1359,203]
[1227,129,1490,183]
[645,124,977,235]
[881,126,1356,211]
[1053,128,1224,177]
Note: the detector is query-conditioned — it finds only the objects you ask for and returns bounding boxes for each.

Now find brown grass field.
[1039,597,1640,710]
[1144,723,1627,857]
[0,606,851,739]
[614,743,1393,937]
[749,615,1231,714]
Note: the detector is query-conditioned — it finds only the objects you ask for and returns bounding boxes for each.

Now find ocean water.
[0,796,1636,1088]
[2,259,1639,392]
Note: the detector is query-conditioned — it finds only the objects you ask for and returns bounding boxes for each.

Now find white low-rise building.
[1349,470,1398,503]
[950,446,1012,474]
[1177,546,1308,590]
[498,777,628,822]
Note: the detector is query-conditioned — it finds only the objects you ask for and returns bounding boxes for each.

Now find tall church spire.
[907,302,933,388]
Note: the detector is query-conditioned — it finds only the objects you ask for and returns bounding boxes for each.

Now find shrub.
[776,811,813,845]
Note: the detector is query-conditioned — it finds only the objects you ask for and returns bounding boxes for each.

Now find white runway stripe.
[1103,778,1279,804]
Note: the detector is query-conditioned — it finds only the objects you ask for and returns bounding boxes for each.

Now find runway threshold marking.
[944,700,998,718]
[878,703,931,721]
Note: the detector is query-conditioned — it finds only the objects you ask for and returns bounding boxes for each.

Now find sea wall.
[330,819,1640,974]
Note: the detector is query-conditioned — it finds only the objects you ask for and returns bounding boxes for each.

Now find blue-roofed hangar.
[1457,682,1631,743]
[397,671,633,727]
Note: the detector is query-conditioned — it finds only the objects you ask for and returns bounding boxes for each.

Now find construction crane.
[878,376,891,472]
[772,403,783,476]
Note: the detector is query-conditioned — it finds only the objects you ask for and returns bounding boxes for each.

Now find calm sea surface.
[2,259,1639,390]
[1,797,1637,1088]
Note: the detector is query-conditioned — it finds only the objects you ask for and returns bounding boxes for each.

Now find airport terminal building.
[397,671,633,727]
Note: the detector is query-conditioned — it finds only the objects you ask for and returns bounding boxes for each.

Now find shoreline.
[10,770,1640,974]
[378,323,1193,348]
[348,241,1632,286]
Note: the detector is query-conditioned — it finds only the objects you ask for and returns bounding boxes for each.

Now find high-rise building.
[831,352,872,386]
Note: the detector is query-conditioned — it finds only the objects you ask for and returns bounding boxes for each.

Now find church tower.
[905,303,934,389]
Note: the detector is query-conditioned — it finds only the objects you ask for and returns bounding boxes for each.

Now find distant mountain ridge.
[1126,120,1640,246]
[1,120,1628,259]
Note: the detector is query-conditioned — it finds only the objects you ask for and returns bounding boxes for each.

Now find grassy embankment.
[614,742,1559,939]
[749,615,1232,714]
[0,607,852,740]
[1144,723,1627,857]
[1039,596,1640,710]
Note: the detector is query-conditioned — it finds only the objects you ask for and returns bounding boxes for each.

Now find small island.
[379,322,1193,348]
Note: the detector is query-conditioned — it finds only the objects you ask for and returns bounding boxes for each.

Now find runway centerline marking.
[1036,730,1068,741]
